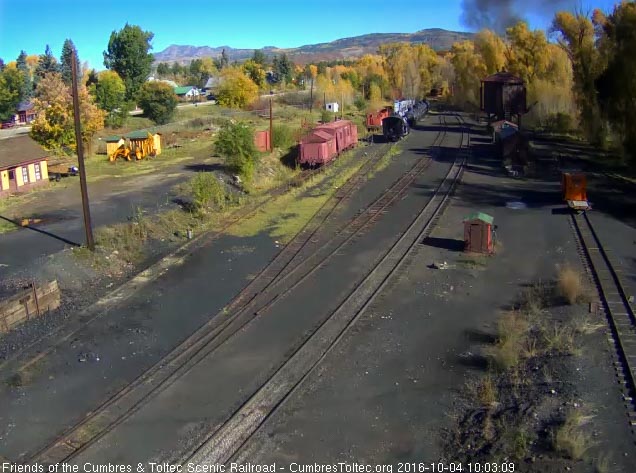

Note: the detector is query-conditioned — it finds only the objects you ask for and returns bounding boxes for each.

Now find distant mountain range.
[153,28,473,64]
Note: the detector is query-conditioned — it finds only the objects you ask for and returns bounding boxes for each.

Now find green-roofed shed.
[104,136,125,156]
[463,212,494,225]
[463,212,494,254]
[125,130,160,140]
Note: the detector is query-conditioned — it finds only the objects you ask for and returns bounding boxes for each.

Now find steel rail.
[27,116,447,464]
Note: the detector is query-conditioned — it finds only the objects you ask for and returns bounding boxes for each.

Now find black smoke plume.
[460,0,574,34]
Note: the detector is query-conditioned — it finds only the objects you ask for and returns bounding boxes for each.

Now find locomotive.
[382,115,409,142]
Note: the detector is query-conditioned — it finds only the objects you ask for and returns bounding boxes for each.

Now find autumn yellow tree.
[449,41,487,107]
[474,29,506,74]
[504,22,551,84]
[242,60,266,89]
[30,72,105,152]
[552,11,606,144]
[216,67,259,108]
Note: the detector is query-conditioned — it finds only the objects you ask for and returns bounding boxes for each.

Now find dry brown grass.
[553,411,595,460]
[521,281,551,318]
[474,376,498,408]
[557,264,585,305]
[542,322,578,355]
[489,311,529,370]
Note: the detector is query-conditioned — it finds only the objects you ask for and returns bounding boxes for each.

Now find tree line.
[2,3,634,162]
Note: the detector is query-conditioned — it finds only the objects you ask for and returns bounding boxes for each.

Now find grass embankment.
[227,141,391,244]
[448,264,604,469]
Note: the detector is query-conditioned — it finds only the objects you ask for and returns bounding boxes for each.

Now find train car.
[382,115,409,142]
[366,107,392,131]
[299,130,338,166]
[314,120,358,154]
[393,99,415,117]
[406,100,429,127]
[299,120,358,166]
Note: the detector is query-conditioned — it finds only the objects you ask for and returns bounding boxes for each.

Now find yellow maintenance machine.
[108,131,162,162]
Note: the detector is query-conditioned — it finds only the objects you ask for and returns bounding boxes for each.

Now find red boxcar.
[366,107,392,130]
[314,120,358,153]
[299,120,358,166]
[299,130,338,166]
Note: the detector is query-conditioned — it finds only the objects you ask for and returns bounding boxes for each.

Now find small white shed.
[325,102,339,113]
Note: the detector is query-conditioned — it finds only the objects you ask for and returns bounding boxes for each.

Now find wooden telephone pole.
[71,49,95,251]
[269,96,273,152]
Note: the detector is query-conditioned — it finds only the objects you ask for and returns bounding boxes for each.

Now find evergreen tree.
[60,39,81,86]
[156,62,170,76]
[272,54,293,84]
[35,45,59,81]
[16,50,33,100]
[171,62,183,76]
[213,50,230,70]
[252,49,267,66]
[0,58,5,71]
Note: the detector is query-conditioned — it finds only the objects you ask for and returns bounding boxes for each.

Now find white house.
[174,86,201,100]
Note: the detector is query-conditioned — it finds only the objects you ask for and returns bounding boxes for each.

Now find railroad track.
[25,114,449,464]
[0,146,345,376]
[182,114,468,464]
[571,212,636,427]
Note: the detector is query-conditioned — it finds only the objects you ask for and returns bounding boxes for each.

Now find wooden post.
[269,97,273,152]
[32,281,40,317]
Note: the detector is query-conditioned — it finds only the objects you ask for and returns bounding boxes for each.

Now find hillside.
[154,28,473,64]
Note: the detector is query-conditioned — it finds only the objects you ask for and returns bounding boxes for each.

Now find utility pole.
[71,48,95,251]
[309,77,314,114]
[341,93,344,120]
[269,95,273,152]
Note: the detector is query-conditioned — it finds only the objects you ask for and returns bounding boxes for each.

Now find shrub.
[137,81,178,125]
[321,110,334,123]
[354,96,367,111]
[553,411,594,460]
[557,264,583,305]
[215,121,258,181]
[489,311,528,370]
[272,124,296,150]
[190,172,226,211]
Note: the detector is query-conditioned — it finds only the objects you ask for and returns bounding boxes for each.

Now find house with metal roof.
[174,86,200,100]
[0,135,49,197]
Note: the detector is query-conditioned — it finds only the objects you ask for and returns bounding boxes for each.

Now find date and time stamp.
[2,463,516,473]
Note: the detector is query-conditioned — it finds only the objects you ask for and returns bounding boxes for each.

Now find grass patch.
[553,411,595,460]
[86,138,214,182]
[541,322,578,356]
[227,147,368,243]
[468,375,498,408]
[457,254,488,270]
[0,218,17,235]
[488,311,529,371]
[367,143,401,179]
[521,281,552,318]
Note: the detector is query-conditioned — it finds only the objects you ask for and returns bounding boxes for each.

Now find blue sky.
[0,0,618,71]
